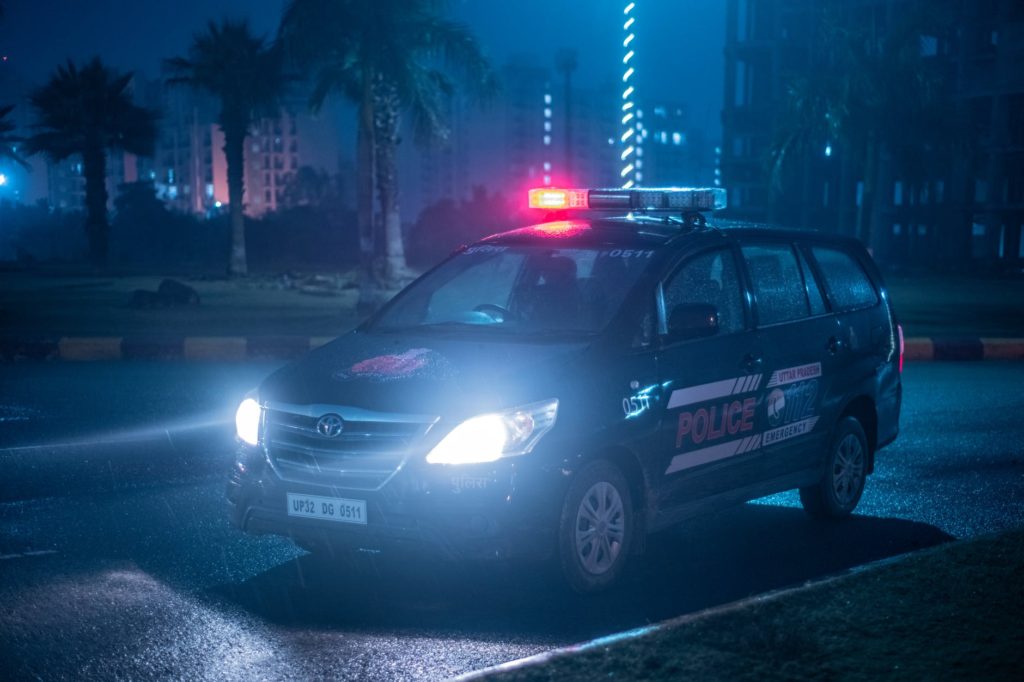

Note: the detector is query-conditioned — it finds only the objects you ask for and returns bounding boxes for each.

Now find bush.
[0,200,86,263]
[407,186,519,268]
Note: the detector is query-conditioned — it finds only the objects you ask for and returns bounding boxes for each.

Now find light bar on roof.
[527,187,727,212]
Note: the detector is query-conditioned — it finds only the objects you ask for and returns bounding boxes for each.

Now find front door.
[654,246,765,516]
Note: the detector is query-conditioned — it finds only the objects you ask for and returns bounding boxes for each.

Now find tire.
[557,460,634,593]
[800,416,869,519]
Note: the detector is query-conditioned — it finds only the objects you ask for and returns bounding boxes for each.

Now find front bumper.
[226,445,567,562]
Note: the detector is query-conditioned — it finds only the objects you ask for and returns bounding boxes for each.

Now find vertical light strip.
[621,1,638,188]
[543,86,553,186]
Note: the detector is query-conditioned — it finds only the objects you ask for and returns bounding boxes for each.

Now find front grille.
[263,404,436,490]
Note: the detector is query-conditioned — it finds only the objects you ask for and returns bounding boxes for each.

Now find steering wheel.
[473,303,514,322]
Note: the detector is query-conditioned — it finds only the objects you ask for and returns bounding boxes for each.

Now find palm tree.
[279,0,496,308]
[769,1,959,252]
[25,59,157,265]
[165,20,288,276]
[0,105,28,169]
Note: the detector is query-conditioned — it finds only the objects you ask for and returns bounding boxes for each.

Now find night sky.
[0,0,725,139]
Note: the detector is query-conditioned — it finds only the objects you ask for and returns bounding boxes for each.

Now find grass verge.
[2,269,1024,339]
[887,274,1024,338]
[478,529,1024,681]
[0,271,361,337]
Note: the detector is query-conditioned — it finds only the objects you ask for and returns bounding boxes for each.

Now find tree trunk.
[373,80,407,289]
[799,148,812,230]
[856,134,879,254]
[81,144,108,266]
[356,72,379,313]
[838,147,853,235]
[223,118,247,276]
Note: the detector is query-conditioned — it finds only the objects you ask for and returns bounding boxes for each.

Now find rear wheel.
[800,416,869,519]
[557,460,634,593]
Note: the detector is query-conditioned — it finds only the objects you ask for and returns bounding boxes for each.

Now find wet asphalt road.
[1,361,1023,680]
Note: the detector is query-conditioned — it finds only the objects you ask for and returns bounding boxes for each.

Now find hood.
[259,330,592,418]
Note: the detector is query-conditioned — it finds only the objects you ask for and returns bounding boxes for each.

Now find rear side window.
[810,246,879,311]
[740,243,810,325]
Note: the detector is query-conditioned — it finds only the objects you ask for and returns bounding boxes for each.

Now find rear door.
[738,240,837,482]
[654,244,765,514]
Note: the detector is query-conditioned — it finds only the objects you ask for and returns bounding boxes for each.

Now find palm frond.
[0,105,30,169]
[24,58,157,162]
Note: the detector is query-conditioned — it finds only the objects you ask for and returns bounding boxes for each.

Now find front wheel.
[800,416,869,519]
[557,460,634,593]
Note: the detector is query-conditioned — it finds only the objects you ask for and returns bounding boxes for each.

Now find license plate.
[286,493,367,525]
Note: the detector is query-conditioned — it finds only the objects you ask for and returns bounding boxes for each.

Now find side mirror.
[667,303,720,341]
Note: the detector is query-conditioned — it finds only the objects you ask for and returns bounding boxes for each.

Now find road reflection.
[219,503,952,642]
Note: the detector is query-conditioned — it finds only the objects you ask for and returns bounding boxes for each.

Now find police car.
[228,186,903,592]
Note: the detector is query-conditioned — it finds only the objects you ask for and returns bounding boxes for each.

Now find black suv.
[228,187,903,592]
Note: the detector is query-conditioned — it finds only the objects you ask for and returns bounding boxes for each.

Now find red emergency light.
[528,188,589,210]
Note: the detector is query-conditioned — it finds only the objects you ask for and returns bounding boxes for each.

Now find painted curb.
[449,545,941,682]
[2,336,1024,362]
[0,336,328,362]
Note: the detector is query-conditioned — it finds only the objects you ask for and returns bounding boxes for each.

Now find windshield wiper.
[516,328,597,340]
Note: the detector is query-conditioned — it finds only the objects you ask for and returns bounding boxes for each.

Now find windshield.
[370,244,656,337]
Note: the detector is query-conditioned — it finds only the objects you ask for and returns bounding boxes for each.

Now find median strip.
[3,336,1024,362]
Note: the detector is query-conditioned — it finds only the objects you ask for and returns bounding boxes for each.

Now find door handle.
[742,353,764,372]
[827,336,843,355]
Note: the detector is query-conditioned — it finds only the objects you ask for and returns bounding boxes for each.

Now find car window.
[371,245,653,336]
[663,249,744,335]
[426,253,524,323]
[740,243,811,325]
[810,246,879,311]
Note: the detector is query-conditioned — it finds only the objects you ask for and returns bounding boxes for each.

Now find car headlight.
[235,395,262,446]
[425,399,559,465]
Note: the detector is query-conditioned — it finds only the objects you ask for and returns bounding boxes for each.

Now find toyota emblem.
[316,413,345,438]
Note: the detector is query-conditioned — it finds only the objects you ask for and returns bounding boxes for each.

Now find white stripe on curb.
[904,337,934,361]
[57,337,122,361]
[981,338,1024,360]
[183,337,247,361]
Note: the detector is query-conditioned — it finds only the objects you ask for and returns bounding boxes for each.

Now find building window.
[919,35,938,57]
[734,61,747,107]
[736,0,748,42]
[975,179,988,202]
